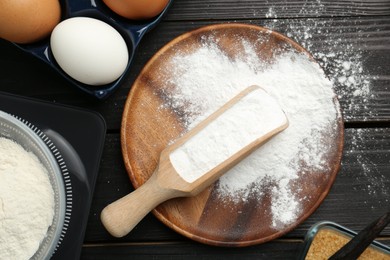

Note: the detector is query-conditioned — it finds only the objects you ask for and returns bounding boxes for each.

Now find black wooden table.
[0,1,389,259]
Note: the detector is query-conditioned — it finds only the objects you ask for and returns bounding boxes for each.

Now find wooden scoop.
[101,85,289,238]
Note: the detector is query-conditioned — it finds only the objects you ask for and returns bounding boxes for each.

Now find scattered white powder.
[347,128,390,207]
[271,178,299,227]
[170,87,287,183]
[157,34,340,229]
[263,1,376,121]
[0,137,55,260]
[262,0,388,209]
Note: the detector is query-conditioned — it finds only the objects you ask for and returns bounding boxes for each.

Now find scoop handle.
[100,173,175,237]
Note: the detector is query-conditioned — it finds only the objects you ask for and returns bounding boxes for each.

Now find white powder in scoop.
[159,36,340,229]
[170,87,287,183]
[0,137,55,260]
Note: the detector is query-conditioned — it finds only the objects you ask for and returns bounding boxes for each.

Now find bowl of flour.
[0,111,66,259]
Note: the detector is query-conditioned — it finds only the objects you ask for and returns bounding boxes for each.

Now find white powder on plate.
[262,0,389,209]
[158,34,340,229]
[0,137,55,260]
[170,87,287,183]
[263,1,375,121]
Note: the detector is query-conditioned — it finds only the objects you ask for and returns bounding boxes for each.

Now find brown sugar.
[305,228,390,260]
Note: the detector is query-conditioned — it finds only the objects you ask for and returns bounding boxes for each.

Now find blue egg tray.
[12,0,173,100]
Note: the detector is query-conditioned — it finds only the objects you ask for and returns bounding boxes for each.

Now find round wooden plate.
[121,23,344,247]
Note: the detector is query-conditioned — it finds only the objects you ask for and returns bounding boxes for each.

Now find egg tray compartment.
[12,0,173,100]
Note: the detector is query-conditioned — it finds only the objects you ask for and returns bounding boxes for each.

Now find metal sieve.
[0,111,66,260]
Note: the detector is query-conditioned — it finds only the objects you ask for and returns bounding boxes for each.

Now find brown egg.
[0,0,61,44]
[103,0,169,20]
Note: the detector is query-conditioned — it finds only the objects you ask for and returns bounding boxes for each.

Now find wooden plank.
[80,240,302,259]
[84,128,390,242]
[165,0,390,21]
[288,127,390,236]
[261,16,390,123]
[1,16,389,129]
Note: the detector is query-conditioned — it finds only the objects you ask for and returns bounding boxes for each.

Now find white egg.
[50,17,129,86]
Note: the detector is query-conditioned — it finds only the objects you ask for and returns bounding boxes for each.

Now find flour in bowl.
[158,34,341,229]
[0,137,55,260]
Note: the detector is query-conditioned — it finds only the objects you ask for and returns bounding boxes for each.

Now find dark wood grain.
[0,0,389,258]
[84,128,390,243]
[81,240,302,260]
[1,16,389,129]
[165,1,390,20]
